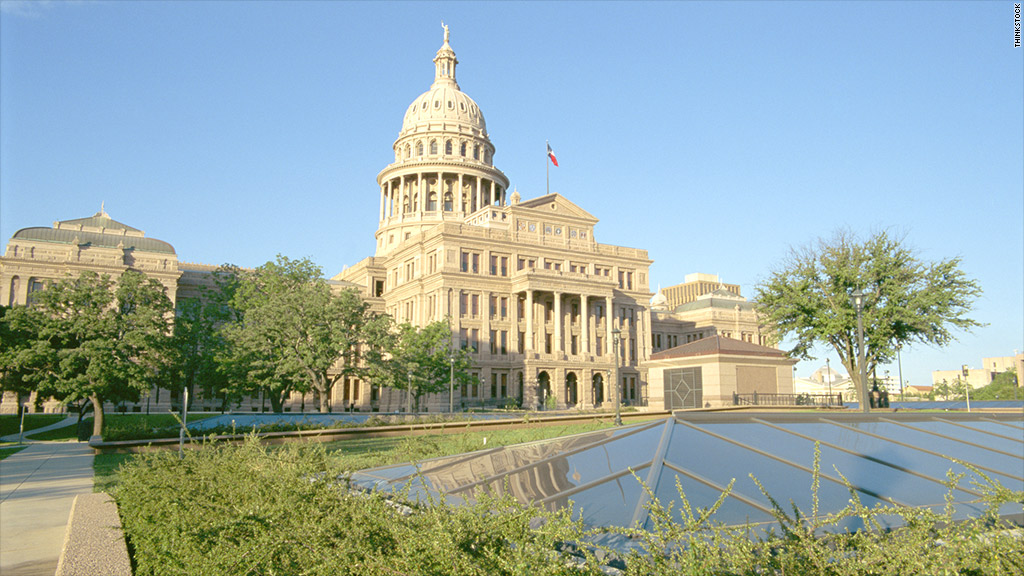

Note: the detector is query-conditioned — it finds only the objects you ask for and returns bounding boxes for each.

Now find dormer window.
[430,140,438,155]
[445,140,453,155]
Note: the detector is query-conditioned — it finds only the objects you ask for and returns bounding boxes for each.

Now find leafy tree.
[365,319,473,412]
[755,229,982,407]
[166,295,232,412]
[222,255,377,413]
[0,305,47,409]
[2,270,173,436]
[972,370,1020,401]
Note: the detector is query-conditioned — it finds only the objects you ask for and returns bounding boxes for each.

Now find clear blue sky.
[2,1,1022,391]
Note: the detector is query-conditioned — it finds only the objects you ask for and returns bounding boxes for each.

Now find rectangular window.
[490,295,498,319]
[596,336,603,356]
[490,330,498,354]
[460,328,469,350]
[545,301,553,322]
[490,379,498,399]
[500,297,508,320]
[470,328,479,352]
[500,373,508,398]
[471,294,479,317]
[460,292,468,317]
[518,296,525,318]
[545,333,552,354]
[500,330,507,355]
[571,334,578,355]
[461,251,480,273]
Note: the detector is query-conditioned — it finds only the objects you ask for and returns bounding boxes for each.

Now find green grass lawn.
[0,413,68,437]
[94,420,618,492]
[0,445,27,459]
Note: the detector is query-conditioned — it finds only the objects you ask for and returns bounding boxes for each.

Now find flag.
[547,143,559,167]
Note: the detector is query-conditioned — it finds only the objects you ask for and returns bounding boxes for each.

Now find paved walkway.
[0,441,95,576]
[0,416,78,443]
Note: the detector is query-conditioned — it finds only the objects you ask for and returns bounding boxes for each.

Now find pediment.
[514,193,598,224]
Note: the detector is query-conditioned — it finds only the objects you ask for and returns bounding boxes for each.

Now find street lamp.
[826,357,833,405]
[850,289,870,413]
[406,369,414,414]
[611,327,622,426]
[962,364,971,412]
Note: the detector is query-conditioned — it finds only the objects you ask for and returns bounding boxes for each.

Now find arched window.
[484,150,490,164]
[460,142,466,157]
[443,192,453,211]
[404,144,411,159]
[404,194,411,213]
[430,140,438,155]
[445,140,452,155]
[427,192,437,211]
[473,145,479,160]
[416,142,424,156]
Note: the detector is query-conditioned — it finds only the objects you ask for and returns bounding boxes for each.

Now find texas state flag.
[547,143,559,167]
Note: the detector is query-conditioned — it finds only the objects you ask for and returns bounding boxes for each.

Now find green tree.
[972,370,1020,400]
[755,229,982,406]
[364,319,473,412]
[2,270,173,437]
[222,256,377,413]
[0,305,48,409]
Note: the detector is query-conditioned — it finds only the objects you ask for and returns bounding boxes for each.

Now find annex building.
[1,29,787,415]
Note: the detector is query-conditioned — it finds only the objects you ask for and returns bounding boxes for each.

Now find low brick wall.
[55,492,132,576]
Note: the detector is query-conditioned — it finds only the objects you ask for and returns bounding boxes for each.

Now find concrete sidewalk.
[1,442,94,576]
[0,416,78,443]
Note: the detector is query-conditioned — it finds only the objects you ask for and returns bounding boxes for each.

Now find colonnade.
[379,172,505,221]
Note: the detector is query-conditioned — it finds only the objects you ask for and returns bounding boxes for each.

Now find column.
[526,290,534,351]
[490,181,496,207]
[437,170,443,211]
[379,183,386,221]
[398,175,406,222]
[458,174,465,213]
[511,291,519,353]
[417,173,425,213]
[481,290,490,358]
[476,176,483,212]
[605,296,614,357]
[581,294,589,356]
[554,291,563,354]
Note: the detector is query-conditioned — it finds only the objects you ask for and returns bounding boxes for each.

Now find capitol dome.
[398,28,487,138]
[401,82,486,136]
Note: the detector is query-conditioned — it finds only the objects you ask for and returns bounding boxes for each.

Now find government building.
[1,29,792,415]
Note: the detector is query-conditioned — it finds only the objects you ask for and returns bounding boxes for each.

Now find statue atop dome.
[442,21,449,44]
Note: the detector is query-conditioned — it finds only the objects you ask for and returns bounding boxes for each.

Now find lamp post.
[897,346,905,402]
[611,327,622,426]
[850,289,870,413]
[449,354,455,413]
[406,369,414,414]
[826,357,833,405]
[962,364,971,412]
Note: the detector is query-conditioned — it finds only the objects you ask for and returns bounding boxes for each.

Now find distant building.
[932,352,1022,390]
[660,273,741,308]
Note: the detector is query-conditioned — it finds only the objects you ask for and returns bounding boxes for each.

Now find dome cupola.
[373,25,510,257]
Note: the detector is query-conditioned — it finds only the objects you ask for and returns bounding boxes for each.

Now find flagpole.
[545,141,550,195]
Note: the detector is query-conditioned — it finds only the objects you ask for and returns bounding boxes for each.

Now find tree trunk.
[90,394,104,438]
[317,382,332,413]
[269,392,284,413]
